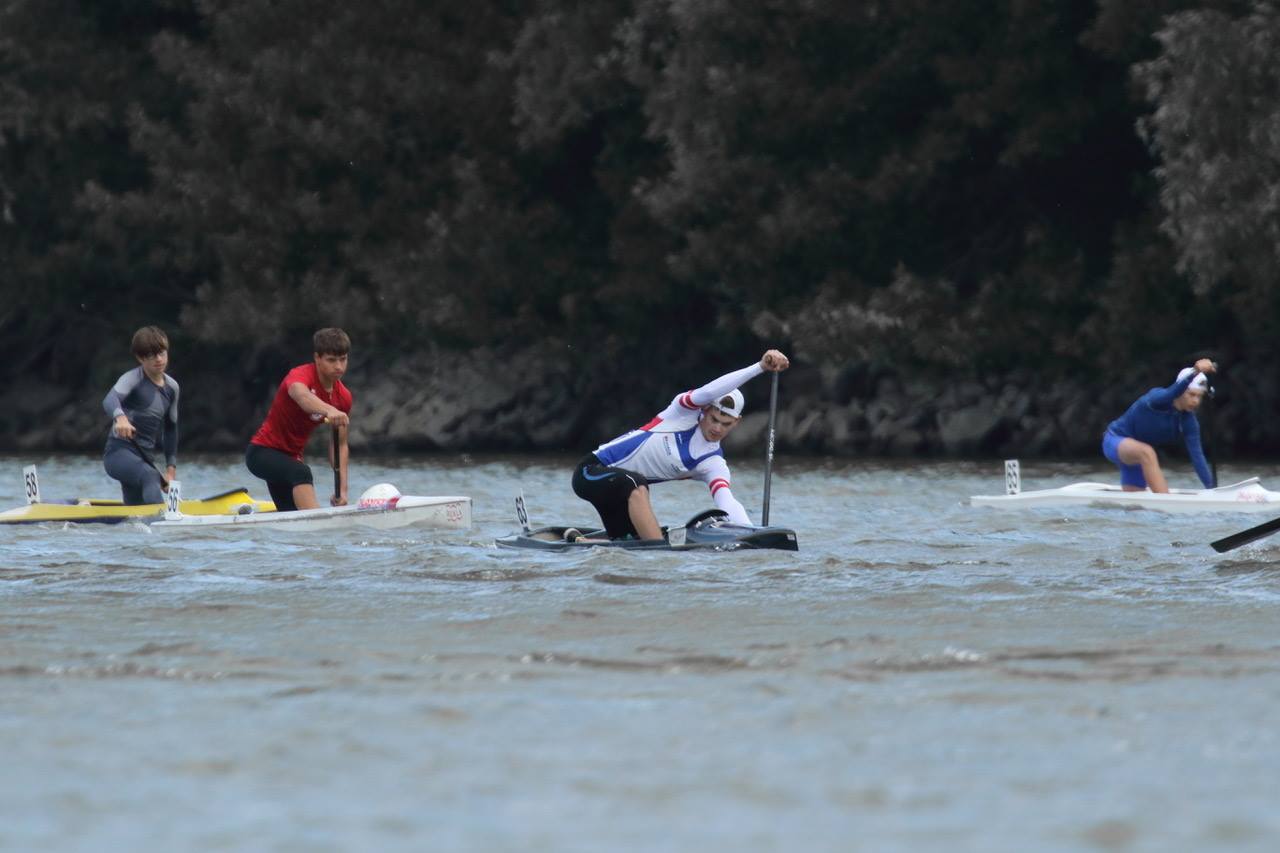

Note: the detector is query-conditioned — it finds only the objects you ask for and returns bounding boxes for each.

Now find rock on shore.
[5,348,1247,464]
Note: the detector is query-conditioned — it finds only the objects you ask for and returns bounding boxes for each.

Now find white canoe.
[970,477,1280,514]
[151,494,472,531]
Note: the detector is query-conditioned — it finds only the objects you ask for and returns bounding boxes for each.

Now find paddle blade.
[1210,515,1280,553]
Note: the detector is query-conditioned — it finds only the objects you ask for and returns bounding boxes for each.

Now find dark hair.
[313,327,351,356]
[131,326,169,358]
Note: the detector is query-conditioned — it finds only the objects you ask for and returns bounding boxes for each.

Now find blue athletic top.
[1105,373,1212,487]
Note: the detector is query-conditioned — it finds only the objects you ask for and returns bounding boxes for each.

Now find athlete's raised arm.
[683,350,790,410]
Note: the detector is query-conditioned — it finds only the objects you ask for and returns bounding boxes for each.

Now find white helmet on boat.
[358,483,402,507]
[1176,367,1212,395]
[708,389,745,418]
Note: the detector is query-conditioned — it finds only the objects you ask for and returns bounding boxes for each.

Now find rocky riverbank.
[5,346,1254,464]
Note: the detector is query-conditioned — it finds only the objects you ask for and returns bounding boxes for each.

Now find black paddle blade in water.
[1210,515,1280,553]
[332,426,342,499]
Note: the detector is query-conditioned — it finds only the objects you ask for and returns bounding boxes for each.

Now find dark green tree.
[93,0,548,356]
[611,0,1159,373]
[1135,3,1280,339]
[1134,1,1280,445]
[0,0,199,384]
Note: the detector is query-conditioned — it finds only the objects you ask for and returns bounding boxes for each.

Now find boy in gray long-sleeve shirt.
[102,326,180,505]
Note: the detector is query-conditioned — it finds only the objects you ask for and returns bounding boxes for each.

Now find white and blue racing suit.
[575,362,762,535]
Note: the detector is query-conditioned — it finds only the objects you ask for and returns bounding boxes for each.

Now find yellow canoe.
[0,488,276,525]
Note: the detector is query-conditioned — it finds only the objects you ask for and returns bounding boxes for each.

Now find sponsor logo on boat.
[358,496,400,510]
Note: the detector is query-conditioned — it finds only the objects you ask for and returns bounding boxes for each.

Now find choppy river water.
[2,453,1278,852]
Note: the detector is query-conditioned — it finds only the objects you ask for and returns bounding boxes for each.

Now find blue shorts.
[1102,431,1147,489]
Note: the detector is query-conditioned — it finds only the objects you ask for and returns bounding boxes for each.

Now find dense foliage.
[2,0,1275,443]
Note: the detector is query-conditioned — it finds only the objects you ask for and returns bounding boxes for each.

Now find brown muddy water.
[2,454,1278,852]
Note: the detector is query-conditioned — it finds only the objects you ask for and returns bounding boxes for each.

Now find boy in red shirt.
[246,328,353,511]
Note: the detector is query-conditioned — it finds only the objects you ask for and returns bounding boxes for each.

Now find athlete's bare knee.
[1120,442,1157,467]
[627,486,662,540]
[292,483,319,510]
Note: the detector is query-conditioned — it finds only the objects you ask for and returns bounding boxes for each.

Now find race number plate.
[165,481,182,519]
[515,494,530,534]
[1004,459,1021,495]
[23,465,40,504]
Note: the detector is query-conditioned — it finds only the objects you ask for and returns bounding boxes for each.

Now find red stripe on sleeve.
[709,478,729,494]
[679,392,697,410]
[639,417,663,431]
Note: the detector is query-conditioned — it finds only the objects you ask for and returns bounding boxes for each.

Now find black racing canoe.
[495,509,798,552]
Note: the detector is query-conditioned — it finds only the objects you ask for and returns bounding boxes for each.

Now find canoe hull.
[970,478,1280,514]
[497,515,799,552]
[151,495,472,531]
[0,489,275,525]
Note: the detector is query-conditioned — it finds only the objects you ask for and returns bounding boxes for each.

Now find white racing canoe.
[971,460,1280,514]
[152,490,472,531]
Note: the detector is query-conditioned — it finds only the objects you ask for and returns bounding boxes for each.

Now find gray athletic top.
[102,367,180,466]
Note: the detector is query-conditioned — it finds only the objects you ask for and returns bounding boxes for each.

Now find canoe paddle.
[761,370,779,526]
[127,438,170,489]
[331,423,342,504]
[1210,515,1280,553]
[1203,369,1218,489]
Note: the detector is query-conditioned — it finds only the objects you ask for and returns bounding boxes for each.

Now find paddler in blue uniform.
[1101,358,1217,493]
